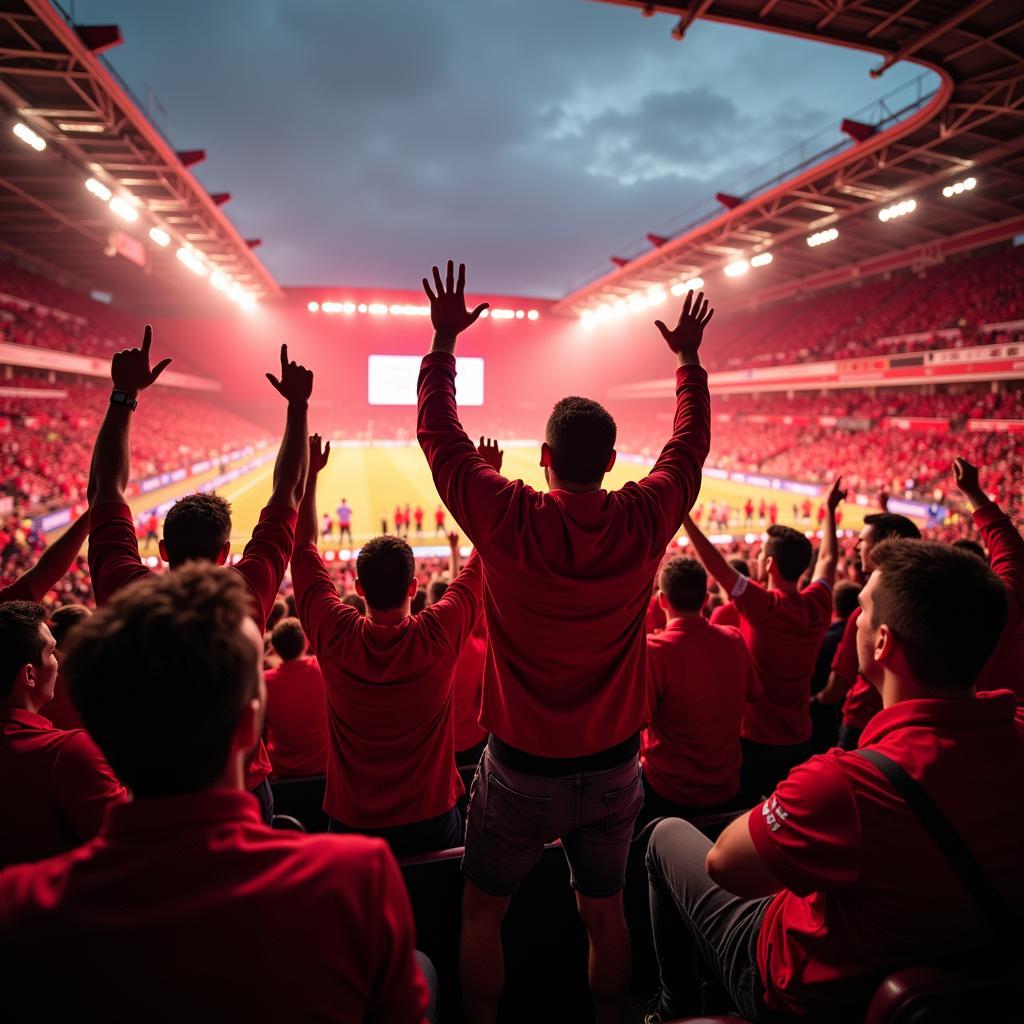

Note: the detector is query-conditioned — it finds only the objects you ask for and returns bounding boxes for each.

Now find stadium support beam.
[611,256,629,267]
[245,238,262,249]
[841,119,877,143]
[176,149,206,168]
[210,192,231,206]
[647,233,669,247]
[716,192,744,210]
[74,25,122,54]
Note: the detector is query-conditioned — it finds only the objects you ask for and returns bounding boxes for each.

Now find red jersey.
[0,709,127,867]
[732,577,833,745]
[750,691,1024,1018]
[834,610,883,733]
[264,656,329,779]
[418,352,710,756]
[292,544,482,828]
[642,617,761,806]
[88,500,296,790]
[646,593,667,634]
[453,623,487,752]
[709,600,740,628]
[0,790,428,1022]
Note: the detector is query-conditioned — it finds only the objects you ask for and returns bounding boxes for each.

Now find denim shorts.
[462,744,643,898]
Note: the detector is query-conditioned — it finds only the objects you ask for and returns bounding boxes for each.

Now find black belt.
[488,732,640,778]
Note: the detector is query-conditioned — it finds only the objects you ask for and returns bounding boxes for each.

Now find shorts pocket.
[602,767,643,833]
[482,772,552,856]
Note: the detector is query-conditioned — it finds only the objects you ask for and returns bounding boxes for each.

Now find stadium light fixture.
[307,301,320,313]
[357,303,368,313]
[647,288,668,305]
[210,272,230,292]
[108,196,138,223]
[56,122,107,134]
[942,177,977,199]
[751,252,773,268]
[491,309,516,319]
[807,228,839,247]
[13,122,46,152]
[580,309,594,323]
[479,308,490,318]
[176,247,207,276]
[85,177,112,202]
[878,198,916,222]
[237,292,257,312]
[628,293,649,312]
[527,309,540,320]
[724,259,749,277]
[515,309,525,319]
[148,226,170,247]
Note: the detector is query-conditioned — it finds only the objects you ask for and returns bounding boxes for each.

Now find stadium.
[0,1,1022,1022]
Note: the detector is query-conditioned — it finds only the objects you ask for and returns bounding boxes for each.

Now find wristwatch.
[110,389,138,411]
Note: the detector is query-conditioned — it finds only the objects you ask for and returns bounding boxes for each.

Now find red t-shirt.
[292,544,481,828]
[264,656,329,779]
[642,617,761,806]
[749,691,1024,1018]
[42,671,84,732]
[972,502,1024,697]
[709,600,740,628]
[646,593,667,634]
[453,624,487,752]
[0,790,428,1022]
[89,500,297,790]
[733,577,833,745]
[0,709,127,868]
[0,577,34,603]
[417,351,710,756]
[834,610,883,732]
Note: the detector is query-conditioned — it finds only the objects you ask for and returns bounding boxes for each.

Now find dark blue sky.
[76,1,932,297]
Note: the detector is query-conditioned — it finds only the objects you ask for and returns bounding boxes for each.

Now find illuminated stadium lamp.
[628,294,648,312]
[342,301,356,314]
[148,226,170,247]
[12,122,46,152]
[670,282,687,296]
[324,549,336,562]
[807,228,839,247]
[85,177,112,202]
[527,309,540,321]
[594,304,611,321]
[515,310,525,319]
[357,303,368,313]
[479,308,490,318]
[647,289,667,305]
[491,309,516,319]
[108,196,138,222]
[176,247,207,276]
[56,122,107,133]
[320,302,339,313]
[237,293,257,312]
[942,176,977,198]
[878,198,916,222]
[367,303,388,315]
[724,259,749,277]
[580,309,593,323]
[685,276,704,290]
[751,252,773,268]
[210,272,230,291]
[307,301,320,313]
[609,302,626,318]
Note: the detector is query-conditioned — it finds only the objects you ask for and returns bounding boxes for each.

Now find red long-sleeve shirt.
[417,351,710,757]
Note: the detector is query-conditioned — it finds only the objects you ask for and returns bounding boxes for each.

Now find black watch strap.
[110,389,138,412]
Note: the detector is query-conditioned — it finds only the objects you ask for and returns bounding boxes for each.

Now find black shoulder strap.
[855,747,1015,947]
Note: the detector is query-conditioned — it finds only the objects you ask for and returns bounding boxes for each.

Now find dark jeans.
[646,817,775,1021]
[837,723,863,751]
[636,772,743,833]
[251,778,274,826]
[740,738,812,803]
[414,950,440,1024]
[329,805,463,858]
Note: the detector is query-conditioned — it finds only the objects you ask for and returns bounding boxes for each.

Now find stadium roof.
[0,0,282,311]
[557,0,1024,316]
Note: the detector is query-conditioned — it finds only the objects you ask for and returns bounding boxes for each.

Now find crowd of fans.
[0,262,1022,1024]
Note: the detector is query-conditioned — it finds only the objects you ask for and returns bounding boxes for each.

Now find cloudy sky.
[76,1,930,297]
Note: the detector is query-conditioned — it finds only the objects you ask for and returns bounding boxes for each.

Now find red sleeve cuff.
[674,364,709,386]
[421,351,457,371]
[973,502,1003,529]
[89,501,134,526]
[747,805,805,893]
[258,504,298,528]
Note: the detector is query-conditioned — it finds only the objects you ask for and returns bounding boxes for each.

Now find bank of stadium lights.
[148,226,170,247]
[724,258,750,277]
[750,252,773,268]
[671,276,704,297]
[85,177,112,202]
[309,301,538,321]
[175,247,207,276]
[878,198,916,222]
[942,176,977,199]
[12,122,46,152]
[108,196,138,223]
[807,228,839,248]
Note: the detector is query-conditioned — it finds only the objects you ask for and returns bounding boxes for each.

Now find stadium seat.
[270,814,306,832]
[269,775,327,833]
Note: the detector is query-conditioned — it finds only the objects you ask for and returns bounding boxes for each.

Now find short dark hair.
[265,596,288,633]
[428,580,449,606]
[863,512,921,541]
[764,525,813,582]
[162,493,232,565]
[870,540,1007,692]
[341,592,366,615]
[952,539,986,561]
[63,566,259,797]
[356,536,415,611]
[48,604,91,649]
[728,558,750,578]
[0,602,47,698]
[545,396,616,486]
[659,557,707,612]
[833,580,861,619]
[271,617,306,660]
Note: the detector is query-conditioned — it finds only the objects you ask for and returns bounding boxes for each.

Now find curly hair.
[162,493,233,565]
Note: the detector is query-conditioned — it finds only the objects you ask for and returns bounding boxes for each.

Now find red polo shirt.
[642,617,761,806]
[292,544,481,828]
[264,655,329,779]
[709,600,740,628]
[732,577,833,745]
[972,502,1024,697]
[89,500,297,790]
[0,789,428,1022]
[833,610,883,733]
[0,709,127,867]
[453,623,487,753]
[418,351,710,757]
[749,691,1024,1018]
[0,578,33,603]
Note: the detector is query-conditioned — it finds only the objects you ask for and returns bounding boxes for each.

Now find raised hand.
[655,290,714,365]
[447,530,460,549]
[953,456,987,508]
[422,260,488,349]
[308,434,331,474]
[826,476,846,513]
[266,343,313,405]
[478,436,504,473]
[111,325,172,395]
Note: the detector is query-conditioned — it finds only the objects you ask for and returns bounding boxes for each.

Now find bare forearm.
[430,331,457,356]
[296,471,319,548]
[20,513,90,600]
[683,517,738,593]
[87,404,133,506]
[814,514,838,583]
[270,402,309,508]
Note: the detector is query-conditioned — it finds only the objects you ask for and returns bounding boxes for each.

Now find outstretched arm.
[265,344,313,508]
[811,478,845,585]
[683,513,739,595]
[296,434,331,548]
[87,325,172,508]
[14,513,90,602]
